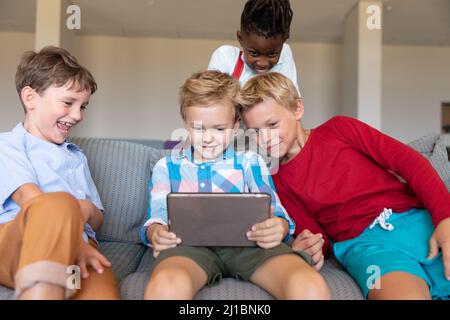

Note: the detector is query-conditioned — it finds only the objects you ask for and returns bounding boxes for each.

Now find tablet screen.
[167,193,271,246]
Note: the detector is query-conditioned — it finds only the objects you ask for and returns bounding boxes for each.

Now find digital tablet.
[167,193,271,247]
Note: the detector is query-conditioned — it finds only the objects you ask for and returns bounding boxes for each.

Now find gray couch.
[1,134,448,300]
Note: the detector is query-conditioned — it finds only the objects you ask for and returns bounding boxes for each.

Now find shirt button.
[200,182,205,188]
[77,190,83,194]
[200,165,205,170]
[68,169,73,174]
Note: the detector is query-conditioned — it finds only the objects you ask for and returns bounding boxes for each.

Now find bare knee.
[284,270,331,300]
[369,288,430,300]
[145,267,196,300]
[368,272,431,300]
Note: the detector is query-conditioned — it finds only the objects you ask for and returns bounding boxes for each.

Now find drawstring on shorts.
[369,208,394,231]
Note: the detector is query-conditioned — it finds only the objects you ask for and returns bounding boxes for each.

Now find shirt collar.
[13,122,81,151]
[175,144,236,165]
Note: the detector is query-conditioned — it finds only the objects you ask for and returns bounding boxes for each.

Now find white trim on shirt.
[207,43,301,96]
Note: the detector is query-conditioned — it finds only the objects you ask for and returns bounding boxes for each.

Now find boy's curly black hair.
[240,0,293,38]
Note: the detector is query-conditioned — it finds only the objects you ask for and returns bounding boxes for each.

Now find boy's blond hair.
[179,70,242,121]
[240,72,300,112]
[15,46,97,112]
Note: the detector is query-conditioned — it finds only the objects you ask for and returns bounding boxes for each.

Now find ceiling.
[0,0,449,46]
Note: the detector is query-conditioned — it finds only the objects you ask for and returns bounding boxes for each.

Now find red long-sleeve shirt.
[272,116,450,257]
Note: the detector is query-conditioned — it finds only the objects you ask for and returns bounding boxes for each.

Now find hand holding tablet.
[167,193,272,247]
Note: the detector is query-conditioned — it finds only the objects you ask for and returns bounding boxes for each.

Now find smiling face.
[241,97,304,162]
[184,101,239,163]
[237,30,286,74]
[22,81,91,145]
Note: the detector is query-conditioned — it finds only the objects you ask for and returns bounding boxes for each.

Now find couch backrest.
[408,134,450,191]
[71,137,168,243]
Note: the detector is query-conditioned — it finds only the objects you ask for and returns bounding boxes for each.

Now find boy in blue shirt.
[0,46,118,299]
[140,70,329,299]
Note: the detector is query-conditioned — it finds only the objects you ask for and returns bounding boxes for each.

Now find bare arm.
[77,199,103,231]
[11,183,44,206]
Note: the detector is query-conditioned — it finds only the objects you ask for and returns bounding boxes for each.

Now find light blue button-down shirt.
[0,123,103,240]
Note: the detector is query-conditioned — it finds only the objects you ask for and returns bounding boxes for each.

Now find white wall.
[382,45,450,143]
[0,32,35,131]
[342,1,382,130]
[0,32,341,140]
[1,31,449,144]
[72,37,342,140]
[71,36,223,140]
[291,42,342,128]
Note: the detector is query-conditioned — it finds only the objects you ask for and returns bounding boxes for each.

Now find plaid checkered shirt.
[140,146,295,246]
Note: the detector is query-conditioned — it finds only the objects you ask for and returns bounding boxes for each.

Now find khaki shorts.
[150,243,312,285]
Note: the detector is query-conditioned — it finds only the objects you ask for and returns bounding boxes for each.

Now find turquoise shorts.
[333,208,450,299]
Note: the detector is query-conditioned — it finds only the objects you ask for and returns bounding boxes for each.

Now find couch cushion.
[135,247,156,273]
[70,138,167,243]
[408,134,450,191]
[98,241,147,283]
[320,257,364,300]
[0,286,14,300]
[120,250,363,300]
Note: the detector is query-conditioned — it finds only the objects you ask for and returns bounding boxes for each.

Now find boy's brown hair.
[15,46,97,111]
[240,72,300,113]
[179,70,242,121]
